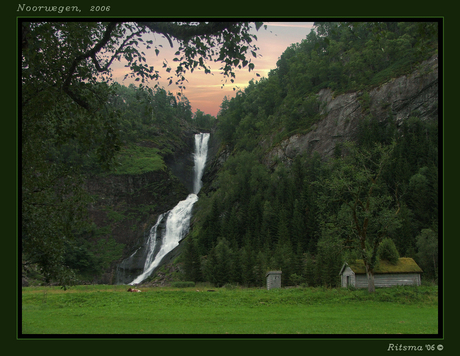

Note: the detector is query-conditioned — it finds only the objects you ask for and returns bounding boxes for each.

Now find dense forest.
[181,21,439,289]
[21,21,439,290]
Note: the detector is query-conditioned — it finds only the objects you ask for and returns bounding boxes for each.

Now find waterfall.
[193,133,210,194]
[142,213,166,271]
[129,133,210,285]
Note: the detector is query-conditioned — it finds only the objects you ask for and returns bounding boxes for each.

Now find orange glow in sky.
[112,22,315,117]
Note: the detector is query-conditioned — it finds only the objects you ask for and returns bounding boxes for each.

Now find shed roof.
[340,258,423,275]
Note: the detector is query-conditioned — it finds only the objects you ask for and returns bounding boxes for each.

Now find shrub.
[377,238,400,265]
[290,273,303,286]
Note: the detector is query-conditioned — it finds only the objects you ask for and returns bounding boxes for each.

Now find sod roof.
[343,257,423,274]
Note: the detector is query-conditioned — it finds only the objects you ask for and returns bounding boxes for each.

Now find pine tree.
[276,208,290,244]
[254,250,268,287]
[303,252,316,287]
[230,248,243,285]
[273,212,294,286]
[395,203,416,256]
[241,246,256,287]
[261,200,277,248]
[293,242,305,278]
[204,247,218,286]
[222,206,239,248]
[292,199,306,250]
[183,238,202,282]
[215,238,232,286]
[315,229,343,287]
[302,181,320,254]
[207,198,222,242]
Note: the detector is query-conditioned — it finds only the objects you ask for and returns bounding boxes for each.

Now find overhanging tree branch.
[137,22,240,44]
[62,22,118,110]
[91,27,145,73]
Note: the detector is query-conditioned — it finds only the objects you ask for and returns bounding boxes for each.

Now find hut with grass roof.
[339,257,423,289]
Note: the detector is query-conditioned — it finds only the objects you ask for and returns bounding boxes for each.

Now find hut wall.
[353,273,421,288]
[341,266,355,288]
[355,274,369,289]
[374,273,421,287]
[266,271,282,290]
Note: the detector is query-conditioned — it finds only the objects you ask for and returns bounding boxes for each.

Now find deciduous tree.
[416,228,438,280]
[319,142,402,293]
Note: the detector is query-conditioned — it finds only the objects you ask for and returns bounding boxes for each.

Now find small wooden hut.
[339,257,423,289]
[266,271,282,290]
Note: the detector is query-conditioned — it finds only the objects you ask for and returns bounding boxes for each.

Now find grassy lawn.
[20,284,438,335]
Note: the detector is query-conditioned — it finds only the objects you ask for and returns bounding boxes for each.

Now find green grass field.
[20,284,438,335]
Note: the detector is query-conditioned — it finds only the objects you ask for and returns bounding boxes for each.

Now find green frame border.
[12,3,448,353]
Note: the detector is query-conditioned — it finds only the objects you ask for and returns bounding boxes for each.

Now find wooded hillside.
[182,22,439,289]
[21,21,439,289]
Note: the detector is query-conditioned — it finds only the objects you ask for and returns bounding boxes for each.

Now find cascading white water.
[129,194,198,285]
[193,133,210,194]
[129,133,210,285]
[142,213,165,271]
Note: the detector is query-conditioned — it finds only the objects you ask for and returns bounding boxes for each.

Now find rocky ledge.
[263,55,438,166]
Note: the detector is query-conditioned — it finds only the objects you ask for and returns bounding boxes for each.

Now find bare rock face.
[85,163,189,284]
[163,133,196,194]
[264,55,439,166]
[87,170,188,236]
[199,128,228,194]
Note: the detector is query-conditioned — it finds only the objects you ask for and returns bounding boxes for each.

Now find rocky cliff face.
[163,133,197,194]
[200,128,227,194]
[200,56,438,197]
[85,130,202,284]
[263,55,438,166]
[86,169,189,283]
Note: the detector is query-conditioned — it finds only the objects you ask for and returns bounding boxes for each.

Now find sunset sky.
[111,21,315,117]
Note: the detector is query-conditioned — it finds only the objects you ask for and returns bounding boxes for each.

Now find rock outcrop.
[86,168,189,283]
[163,133,197,193]
[263,55,438,166]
